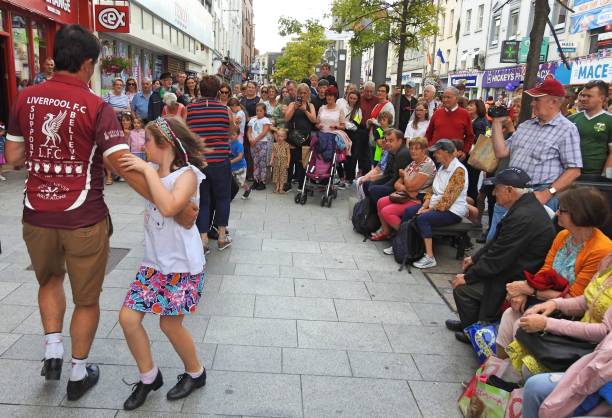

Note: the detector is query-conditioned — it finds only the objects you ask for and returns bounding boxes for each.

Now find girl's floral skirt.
[123,266,204,315]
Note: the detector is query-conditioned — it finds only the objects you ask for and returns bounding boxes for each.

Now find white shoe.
[0,174,6,181]
[412,255,437,269]
[383,246,394,255]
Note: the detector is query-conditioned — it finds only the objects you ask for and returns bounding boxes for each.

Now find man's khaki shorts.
[23,217,112,306]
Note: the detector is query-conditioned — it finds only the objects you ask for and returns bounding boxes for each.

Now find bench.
[432,219,480,260]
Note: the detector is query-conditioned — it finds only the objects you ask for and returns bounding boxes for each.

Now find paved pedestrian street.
[0,171,478,418]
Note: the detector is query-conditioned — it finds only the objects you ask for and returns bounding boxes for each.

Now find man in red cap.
[487,78,582,240]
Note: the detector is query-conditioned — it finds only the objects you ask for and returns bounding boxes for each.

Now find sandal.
[105,179,113,185]
[370,230,391,241]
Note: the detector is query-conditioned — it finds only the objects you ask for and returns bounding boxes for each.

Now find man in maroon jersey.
[5,25,195,401]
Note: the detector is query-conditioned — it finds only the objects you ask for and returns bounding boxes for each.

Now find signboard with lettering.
[95,5,130,33]
[5,0,80,26]
[558,41,577,53]
[518,37,549,63]
[570,56,612,84]
[482,63,557,88]
[449,74,479,88]
[500,41,520,63]
[570,0,612,34]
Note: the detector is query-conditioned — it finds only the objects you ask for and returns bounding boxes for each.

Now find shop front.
[0,0,93,121]
[481,62,558,100]
[449,71,482,99]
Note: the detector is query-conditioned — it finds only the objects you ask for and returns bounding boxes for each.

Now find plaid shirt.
[507,112,582,185]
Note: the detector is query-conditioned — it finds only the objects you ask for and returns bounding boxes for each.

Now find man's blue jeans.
[522,373,563,418]
[486,187,559,241]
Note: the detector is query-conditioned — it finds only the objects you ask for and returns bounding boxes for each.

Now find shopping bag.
[301,145,311,168]
[464,322,497,364]
[472,376,511,418]
[458,371,481,417]
[468,135,498,173]
[504,388,524,418]
[458,358,510,417]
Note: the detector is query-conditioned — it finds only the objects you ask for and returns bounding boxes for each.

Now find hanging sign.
[500,41,520,63]
[570,56,612,84]
[95,5,130,33]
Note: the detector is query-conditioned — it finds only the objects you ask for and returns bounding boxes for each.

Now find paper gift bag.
[468,135,499,173]
[504,388,524,418]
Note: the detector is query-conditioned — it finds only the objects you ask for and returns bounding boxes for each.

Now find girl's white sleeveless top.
[141,164,206,275]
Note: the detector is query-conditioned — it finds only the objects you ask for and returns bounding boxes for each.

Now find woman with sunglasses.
[184,77,200,104]
[259,85,269,103]
[125,78,138,106]
[217,82,232,107]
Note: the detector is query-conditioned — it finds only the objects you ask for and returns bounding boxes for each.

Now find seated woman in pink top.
[161,92,187,120]
[371,136,436,242]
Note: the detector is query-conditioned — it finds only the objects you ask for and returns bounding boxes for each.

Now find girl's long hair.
[348,91,361,121]
[145,116,206,170]
[185,76,200,98]
[412,100,429,129]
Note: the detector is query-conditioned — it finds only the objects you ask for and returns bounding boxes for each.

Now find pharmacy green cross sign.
[501,41,520,63]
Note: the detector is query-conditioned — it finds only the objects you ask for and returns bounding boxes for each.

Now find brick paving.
[0,170,478,417]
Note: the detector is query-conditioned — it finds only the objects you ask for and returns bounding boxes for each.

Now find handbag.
[389,191,412,204]
[514,328,597,372]
[468,134,499,173]
[287,129,308,148]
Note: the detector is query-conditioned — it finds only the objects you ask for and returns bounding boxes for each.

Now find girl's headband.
[153,117,189,164]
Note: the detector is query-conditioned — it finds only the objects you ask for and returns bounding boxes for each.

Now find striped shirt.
[187,98,231,164]
[103,91,130,111]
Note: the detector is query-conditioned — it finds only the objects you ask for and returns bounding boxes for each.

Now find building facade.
[241,0,254,78]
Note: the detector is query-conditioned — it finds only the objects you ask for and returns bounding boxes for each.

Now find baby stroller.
[294,132,346,207]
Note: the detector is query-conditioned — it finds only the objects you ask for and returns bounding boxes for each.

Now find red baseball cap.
[525,78,565,98]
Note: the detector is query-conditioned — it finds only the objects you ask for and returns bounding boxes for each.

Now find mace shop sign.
[570,56,612,84]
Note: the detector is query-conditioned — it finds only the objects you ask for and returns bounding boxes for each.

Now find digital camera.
[487,105,509,118]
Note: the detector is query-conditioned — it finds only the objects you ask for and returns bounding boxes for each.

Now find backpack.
[392,218,425,272]
[351,196,381,241]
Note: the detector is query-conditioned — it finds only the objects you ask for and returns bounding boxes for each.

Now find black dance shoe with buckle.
[166,369,206,401]
[66,363,100,401]
[123,369,164,410]
[41,358,63,380]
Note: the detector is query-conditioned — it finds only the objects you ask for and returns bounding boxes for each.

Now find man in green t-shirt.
[569,80,612,177]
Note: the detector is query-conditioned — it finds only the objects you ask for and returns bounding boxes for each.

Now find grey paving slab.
[319,242,381,257]
[0,332,20,356]
[282,348,351,376]
[348,351,422,380]
[0,266,39,283]
[262,239,321,253]
[295,279,370,300]
[307,230,346,242]
[0,359,67,406]
[205,316,297,347]
[198,293,255,318]
[181,370,302,417]
[412,302,458,327]
[60,364,184,412]
[297,320,392,352]
[384,324,475,356]
[255,295,338,321]
[293,253,357,269]
[409,381,464,418]
[220,275,295,296]
[366,282,444,304]
[0,281,21,302]
[334,299,421,325]
[107,314,208,342]
[353,254,403,272]
[12,308,118,338]
[323,268,371,281]
[234,263,279,277]
[280,265,326,280]
[0,304,37,332]
[116,412,226,418]
[213,344,281,373]
[229,249,293,266]
[413,353,479,383]
[204,261,237,275]
[0,405,117,418]
[368,270,418,284]
[302,375,420,418]
[203,274,224,294]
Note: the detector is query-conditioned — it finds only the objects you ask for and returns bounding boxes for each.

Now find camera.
[487,105,509,118]
[296,95,303,104]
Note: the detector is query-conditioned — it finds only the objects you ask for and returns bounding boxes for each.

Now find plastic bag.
[464,322,498,364]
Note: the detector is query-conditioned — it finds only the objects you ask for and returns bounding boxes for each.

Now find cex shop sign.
[95,5,130,33]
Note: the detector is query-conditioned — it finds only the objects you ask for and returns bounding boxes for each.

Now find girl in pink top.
[130,117,146,160]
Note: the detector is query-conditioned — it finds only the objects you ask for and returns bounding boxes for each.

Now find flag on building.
[436,48,446,64]
[427,52,433,66]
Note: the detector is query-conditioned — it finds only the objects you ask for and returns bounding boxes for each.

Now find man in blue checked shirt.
[130,79,153,122]
[488,78,582,241]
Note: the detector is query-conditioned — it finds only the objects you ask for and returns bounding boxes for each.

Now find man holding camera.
[488,78,582,239]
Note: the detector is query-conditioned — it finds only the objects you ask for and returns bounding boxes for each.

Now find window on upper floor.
[465,9,472,34]
[477,4,484,31]
[552,0,569,31]
[490,15,501,46]
[508,10,519,40]
[439,13,445,38]
[448,9,454,38]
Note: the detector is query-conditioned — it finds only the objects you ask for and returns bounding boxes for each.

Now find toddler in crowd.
[370,110,392,166]
[228,98,246,143]
[270,128,291,193]
[117,116,207,411]
[247,103,272,190]
[129,117,146,160]
[0,122,6,181]
[230,128,251,199]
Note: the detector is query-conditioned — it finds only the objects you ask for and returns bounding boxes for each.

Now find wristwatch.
[548,187,557,195]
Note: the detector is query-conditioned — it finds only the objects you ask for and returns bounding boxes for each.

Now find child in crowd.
[230,129,251,199]
[129,117,146,160]
[117,117,207,411]
[0,122,6,181]
[270,128,291,193]
[247,103,272,190]
[370,110,392,166]
[228,98,246,144]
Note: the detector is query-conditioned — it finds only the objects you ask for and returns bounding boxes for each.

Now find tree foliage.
[272,18,330,83]
[331,0,439,54]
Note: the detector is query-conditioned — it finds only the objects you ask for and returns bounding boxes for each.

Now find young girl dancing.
[270,128,291,193]
[117,116,207,411]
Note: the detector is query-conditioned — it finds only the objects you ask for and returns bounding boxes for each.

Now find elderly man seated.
[445,168,556,343]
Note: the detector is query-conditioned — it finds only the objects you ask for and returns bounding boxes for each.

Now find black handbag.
[515,328,597,372]
[287,129,308,148]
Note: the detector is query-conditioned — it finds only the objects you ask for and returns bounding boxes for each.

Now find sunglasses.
[126,82,136,86]
[261,90,268,93]
[558,208,568,213]
[219,90,230,94]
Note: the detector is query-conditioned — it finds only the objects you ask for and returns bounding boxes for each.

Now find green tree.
[272,18,330,83]
[331,0,439,125]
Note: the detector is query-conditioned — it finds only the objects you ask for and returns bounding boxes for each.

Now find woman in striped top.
[186,76,234,253]
[104,78,130,114]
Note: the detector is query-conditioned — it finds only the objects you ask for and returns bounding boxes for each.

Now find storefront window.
[12,15,30,86]
[32,21,47,76]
